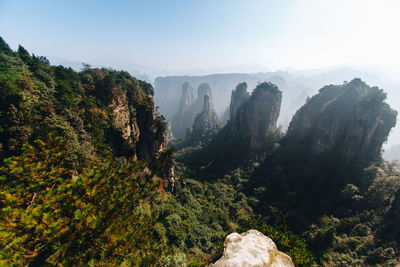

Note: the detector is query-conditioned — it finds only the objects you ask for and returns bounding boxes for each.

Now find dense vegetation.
[171,79,400,265]
[0,37,170,265]
[1,36,399,266]
[0,136,164,265]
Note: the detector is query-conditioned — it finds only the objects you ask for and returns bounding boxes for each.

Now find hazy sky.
[1,0,400,72]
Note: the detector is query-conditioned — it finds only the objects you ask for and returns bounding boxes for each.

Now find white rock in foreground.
[211,229,294,267]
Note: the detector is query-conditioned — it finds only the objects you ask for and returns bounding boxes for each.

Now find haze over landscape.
[2,1,400,266]
[2,0,400,153]
[2,0,400,73]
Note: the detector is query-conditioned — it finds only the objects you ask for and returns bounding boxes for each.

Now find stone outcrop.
[180,82,196,114]
[197,83,212,100]
[229,82,250,122]
[171,82,214,138]
[164,122,174,144]
[287,78,397,163]
[230,82,282,148]
[220,106,230,126]
[109,91,140,152]
[108,84,173,190]
[211,230,294,267]
[188,82,213,122]
[171,82,195,137]
[191,95,220,139]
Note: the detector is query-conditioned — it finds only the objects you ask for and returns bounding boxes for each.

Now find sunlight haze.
[1,0,399,74]
[2,1,400,265]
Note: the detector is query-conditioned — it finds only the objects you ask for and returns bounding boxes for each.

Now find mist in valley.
[153,65,400,158]
[2,0,400,265]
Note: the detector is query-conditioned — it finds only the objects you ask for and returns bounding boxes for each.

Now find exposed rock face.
[109,91,140,152]
[191,95,220,139]
[171,82,213,138]
[180,82,196,113]
[171,82,195,137]
[287,78,397,163]
[108,85,173,190]
[230,82,282,148]
[135,98,165,162]
[197,82,212,100]
[164,122,174,144]
[229,82,250,122]
[211,230,294,267]
[220,106,230,126]
[188,82,213,121]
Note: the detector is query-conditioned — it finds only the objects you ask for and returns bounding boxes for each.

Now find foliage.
[245,221,316,266]
[1,36,400,266]
[152,159,316,265]
[0,136,165,265]
[156,178,253,264]
[0,38,174,265]
[173,106,400,265]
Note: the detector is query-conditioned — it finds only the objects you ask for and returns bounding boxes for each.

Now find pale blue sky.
[1,0,400,72]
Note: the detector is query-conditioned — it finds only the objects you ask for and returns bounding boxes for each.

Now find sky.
[1,0,400,73]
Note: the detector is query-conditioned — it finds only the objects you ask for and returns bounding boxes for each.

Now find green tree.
[0,136,165,265]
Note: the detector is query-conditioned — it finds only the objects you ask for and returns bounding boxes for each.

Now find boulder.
[212,230,294,267]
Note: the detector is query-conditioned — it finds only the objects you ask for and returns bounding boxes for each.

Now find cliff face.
[96,79,167,167]
[188,82,213,121]
[0,39,173,189]
[181,82,195,112]
[229,82,250,122]
[211,230,294,267]
[230,82,282,148]
[107,82,173,189]
[190,95,220,139]
[171,82,213,138]
[109,90,139,155]
[171,82,195,137]
[164,122,174,143]
[287,78,397,163]
[154,74,267,122]
[153,72,293,124]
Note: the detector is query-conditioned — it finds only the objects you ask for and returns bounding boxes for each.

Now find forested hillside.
[1,37,400,266]
[172,78,400,265]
